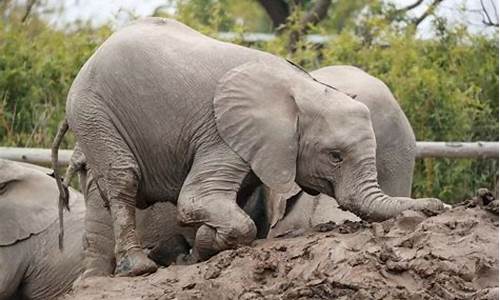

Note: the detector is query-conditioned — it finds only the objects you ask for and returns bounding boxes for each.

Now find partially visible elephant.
[267,65,418,236]
[311,65,416,197]
[52,17,444,277]
[0,160,85,300]
[0,159,192,300]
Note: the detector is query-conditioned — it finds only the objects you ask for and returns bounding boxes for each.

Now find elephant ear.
[0,196,58,246]
[214,61,299,193]
[0,161,62,246]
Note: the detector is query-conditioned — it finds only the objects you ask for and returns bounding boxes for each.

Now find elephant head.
[214,60,444,222]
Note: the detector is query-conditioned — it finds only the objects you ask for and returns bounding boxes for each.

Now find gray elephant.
[52,17,444,277]
[0,160,85,300]
[0,159,192,299]
[267,65,418,235]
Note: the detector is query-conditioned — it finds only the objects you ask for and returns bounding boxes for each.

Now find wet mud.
[63,193,499,300]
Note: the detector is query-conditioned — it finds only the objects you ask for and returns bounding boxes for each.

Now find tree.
[257,0,332,51]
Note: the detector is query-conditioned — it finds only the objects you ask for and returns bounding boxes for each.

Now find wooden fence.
[0,142,497,166]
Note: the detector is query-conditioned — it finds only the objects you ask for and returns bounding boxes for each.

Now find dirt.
[63,192,499,300]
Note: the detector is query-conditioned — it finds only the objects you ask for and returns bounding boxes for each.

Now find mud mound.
[64,200,499,300]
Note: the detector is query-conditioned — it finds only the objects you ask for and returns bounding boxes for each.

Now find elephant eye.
[330,150,343,164]
[0,180,16,195]
[0,182,8,194]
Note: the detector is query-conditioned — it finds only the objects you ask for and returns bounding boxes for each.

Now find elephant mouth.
[328,181,337,199]
[300,185,320,196]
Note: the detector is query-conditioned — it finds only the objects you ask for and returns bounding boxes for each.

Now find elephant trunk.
[336,155,439,222]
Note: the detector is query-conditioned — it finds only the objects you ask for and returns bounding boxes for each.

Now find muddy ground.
[63,192,499,300]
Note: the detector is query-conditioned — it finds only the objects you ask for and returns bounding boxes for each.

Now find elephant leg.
[135,201,197,266]
[79,169,115,278]
[376,142,416,197]
[72,110,156,277]
[105,164,157,276]
[147,234,191,266]
[177,145,257,262]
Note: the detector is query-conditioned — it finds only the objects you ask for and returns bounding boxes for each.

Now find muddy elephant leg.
[177,145,257,262]
[79,169,115,277]
[72,110,156,277]
[105,164,157,276]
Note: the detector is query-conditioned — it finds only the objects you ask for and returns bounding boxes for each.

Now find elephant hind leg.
[147,234,191,266]
[70,106,157,277]
[80,169,115,278]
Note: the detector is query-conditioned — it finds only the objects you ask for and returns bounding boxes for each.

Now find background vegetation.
[0,0,498,202]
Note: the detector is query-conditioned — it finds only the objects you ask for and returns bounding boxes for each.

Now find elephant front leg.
[182,196,257,262]
[177,146,257,263]
[106,168,157,276]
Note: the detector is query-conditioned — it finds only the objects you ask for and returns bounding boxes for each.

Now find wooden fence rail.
[0,142,497,167]
[415,142,498,159]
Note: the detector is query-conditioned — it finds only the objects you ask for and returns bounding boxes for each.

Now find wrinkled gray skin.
[63,145,196,277]
[0,159,192,299]
[55,17,444,277]
[268,66,418,236]
[62,145,268,276]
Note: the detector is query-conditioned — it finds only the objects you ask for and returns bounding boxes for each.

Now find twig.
[414,0,445,26]
[289,0,332,52]
[397,0,425,12]
[480,0,499,27]
[21,0,37,23]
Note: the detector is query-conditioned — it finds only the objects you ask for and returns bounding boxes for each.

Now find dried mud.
[63,194,499,300]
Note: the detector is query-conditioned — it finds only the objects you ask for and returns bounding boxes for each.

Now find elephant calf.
[52,17,445,277]
[0,159,192,300]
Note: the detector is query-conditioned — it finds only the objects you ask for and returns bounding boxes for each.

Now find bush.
[0,17,110,148]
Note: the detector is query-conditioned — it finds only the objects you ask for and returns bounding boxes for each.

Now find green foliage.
[0,16,111,147]
[1,0,497,202]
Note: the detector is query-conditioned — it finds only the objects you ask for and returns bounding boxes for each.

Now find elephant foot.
[115,248,158,277]
[193,225,221,261]
[148,234,191,267]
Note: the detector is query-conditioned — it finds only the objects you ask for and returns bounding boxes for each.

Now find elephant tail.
[51,118,70,250]
[63,143,87,189]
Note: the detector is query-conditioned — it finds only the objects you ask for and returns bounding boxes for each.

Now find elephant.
[51,17,444,277]
[311,65,416,198]
[0,159,193,299]
[267,65,419,236]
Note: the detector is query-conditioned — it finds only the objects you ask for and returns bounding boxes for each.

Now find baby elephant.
[0,159,192,300]
[52,18,444,277]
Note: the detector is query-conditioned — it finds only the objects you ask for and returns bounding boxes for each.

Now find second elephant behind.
[264,65,420,235]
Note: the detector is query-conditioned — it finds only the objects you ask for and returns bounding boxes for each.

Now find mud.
[63,194,499,300]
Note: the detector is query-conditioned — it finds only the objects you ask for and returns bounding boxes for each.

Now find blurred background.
[0,0,498,202]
